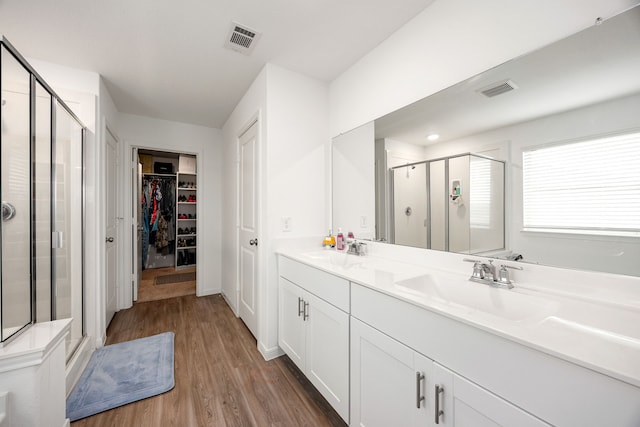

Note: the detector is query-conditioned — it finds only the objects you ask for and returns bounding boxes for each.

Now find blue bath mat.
[66,332,175,421]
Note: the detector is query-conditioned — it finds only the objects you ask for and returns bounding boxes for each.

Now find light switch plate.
[282,217,292,232]
[360,216,367,228]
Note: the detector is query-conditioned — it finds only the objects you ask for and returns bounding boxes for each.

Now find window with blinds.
[470,158,492,228]
[522,131,640,236]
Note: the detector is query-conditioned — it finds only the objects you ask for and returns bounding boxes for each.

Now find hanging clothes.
[156,215,169,250]
[141,174,176,268]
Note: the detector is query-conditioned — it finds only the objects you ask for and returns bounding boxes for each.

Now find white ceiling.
[375,5,640,145]
[0,0,434,128]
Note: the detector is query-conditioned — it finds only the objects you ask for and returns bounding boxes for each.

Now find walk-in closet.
[135,150,197,302]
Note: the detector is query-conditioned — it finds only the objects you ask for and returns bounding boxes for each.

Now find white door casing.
[238,121,259,338]
[105,128,118,327]
[131,146,142,303]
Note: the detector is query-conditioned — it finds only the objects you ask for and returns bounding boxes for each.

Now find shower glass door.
[1,45,33,343]
[1,37,85,357]
[53,101,84,358]
[392,162,428,248]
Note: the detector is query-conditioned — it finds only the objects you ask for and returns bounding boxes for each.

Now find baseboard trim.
[65,337,93,395]
[221,291,239,317]
[197,286,221,297]
[258,342,284,361]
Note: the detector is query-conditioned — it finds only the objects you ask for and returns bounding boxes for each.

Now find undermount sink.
[394,274,556,322]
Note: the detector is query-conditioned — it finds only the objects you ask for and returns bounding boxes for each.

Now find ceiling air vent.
[478,79,518,98]
[224,22,261,55]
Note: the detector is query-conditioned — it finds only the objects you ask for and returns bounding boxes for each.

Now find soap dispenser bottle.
[336,228,345,251]
[322,230,336,249]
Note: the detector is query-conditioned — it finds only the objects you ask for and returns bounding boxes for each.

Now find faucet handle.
[500,263,523,271]
[496,264,522,288]
[471,262,485,279]
[497,265,512,285]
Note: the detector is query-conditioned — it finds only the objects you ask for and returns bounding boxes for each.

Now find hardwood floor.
[137,266,196,302]
[71,294,347,427]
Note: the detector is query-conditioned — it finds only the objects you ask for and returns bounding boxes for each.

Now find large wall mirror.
[332,6,640,277]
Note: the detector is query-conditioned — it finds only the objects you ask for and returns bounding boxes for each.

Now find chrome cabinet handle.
[298,297,304,317]
[416,372,425,408]
[303,301,309,321]
[435,384,444,424]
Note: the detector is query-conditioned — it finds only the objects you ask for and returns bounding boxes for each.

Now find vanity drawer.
[279,256,349,312]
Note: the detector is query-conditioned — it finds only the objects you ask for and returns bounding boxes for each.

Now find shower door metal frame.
[0,35,87,350]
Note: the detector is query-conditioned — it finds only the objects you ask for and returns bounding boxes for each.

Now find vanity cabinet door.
[278,275,350,422]
[305,291,349,421]
[278,277,306,370]
[351,317,434,427]
[432,363,549,427]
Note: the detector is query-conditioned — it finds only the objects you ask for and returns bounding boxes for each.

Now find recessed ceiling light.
[427,133,440,141]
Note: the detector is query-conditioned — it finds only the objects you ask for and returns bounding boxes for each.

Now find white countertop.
[277,248,640,388]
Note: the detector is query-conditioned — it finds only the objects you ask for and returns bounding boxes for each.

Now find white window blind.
[470,158,491,228]
[522,131,640,236]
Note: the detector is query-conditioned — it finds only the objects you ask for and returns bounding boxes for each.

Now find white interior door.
[105,128,118,327]
[239,121,259,338]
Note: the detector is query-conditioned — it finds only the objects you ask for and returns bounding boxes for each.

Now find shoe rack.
[176,171,197,269]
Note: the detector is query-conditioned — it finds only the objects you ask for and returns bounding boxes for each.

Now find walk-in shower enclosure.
[390,153,505,254]
[1,36,85,358]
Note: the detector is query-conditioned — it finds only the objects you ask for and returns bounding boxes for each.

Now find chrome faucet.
[463,258,522,289]
[347,240,367,256]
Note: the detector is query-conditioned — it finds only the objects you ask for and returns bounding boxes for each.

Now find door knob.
[2,201,16,221]
[249,238,258,246]
[106,237,115,243]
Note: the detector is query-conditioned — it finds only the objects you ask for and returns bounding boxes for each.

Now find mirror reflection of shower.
[389,153,505,254]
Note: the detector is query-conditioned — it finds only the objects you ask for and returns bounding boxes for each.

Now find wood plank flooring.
[137,267,196,303]
[71,294,347,427]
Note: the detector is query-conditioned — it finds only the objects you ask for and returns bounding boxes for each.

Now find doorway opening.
[134,149,198,303]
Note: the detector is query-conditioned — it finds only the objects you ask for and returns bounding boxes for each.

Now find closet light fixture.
[427,133,440,141]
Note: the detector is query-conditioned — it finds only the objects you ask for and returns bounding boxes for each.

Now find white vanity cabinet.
[351,316,434,426]
[351,317,547,427]
[351,282,640,427]
[278,256,350,422]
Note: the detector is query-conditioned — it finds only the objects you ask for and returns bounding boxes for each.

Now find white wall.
[222,64,329,359]
[119,113,223,298]
[329,0,637,137]
[385,138,428,168]
[264,64,329,356]
[422,92,640,276]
